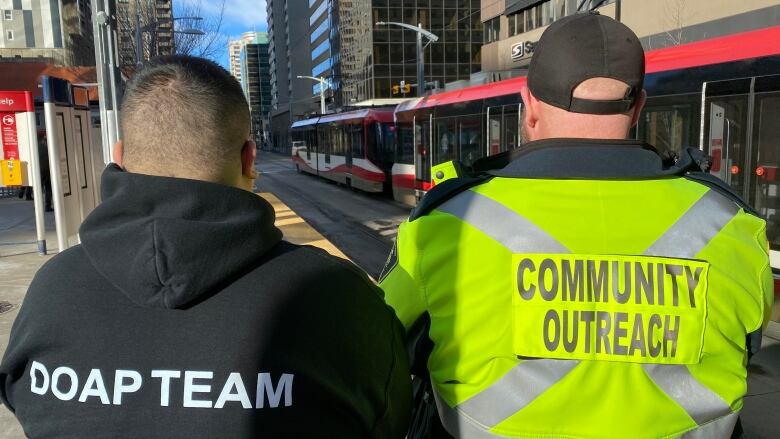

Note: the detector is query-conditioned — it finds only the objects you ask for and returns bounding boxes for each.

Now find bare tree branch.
[173,0,227,62]
[663,0,690,46]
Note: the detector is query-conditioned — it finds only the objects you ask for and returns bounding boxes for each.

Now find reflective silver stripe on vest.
[681,412,740,439]
[436,190,569,254]
[643,364,732,424]
[455,359,580,428]
[644,190,740,259]
[432,188,741,437]
[434,391,514,439]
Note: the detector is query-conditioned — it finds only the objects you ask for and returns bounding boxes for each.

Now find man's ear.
[630,89,648,128]
[519,86,540,136]
[241,139,257,180]
[112,140,123,166]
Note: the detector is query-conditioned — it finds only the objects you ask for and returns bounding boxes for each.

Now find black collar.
[482,138,680,179]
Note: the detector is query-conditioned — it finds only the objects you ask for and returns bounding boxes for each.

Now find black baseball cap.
[528,12,645,115]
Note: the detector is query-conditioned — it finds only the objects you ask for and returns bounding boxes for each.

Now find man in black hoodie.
[0,56,411,438]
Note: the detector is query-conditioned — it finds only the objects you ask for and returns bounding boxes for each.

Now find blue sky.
[176,0,269,68]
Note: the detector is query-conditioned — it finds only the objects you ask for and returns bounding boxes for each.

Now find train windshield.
[368,122,395,167]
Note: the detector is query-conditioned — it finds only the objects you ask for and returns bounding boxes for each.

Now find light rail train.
[291,25,780,280]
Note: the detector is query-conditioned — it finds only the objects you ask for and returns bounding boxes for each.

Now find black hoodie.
[0,165,411,438]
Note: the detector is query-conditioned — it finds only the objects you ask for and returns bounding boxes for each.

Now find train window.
[351,125,363,158]
[488,110,502,156]
[435,117,458,165]
[640,108,688,156]
[503,109,519,151]
[752,92,780,249]
[396,124,414,165]
[459,116,482,166]
[638,94,698,156]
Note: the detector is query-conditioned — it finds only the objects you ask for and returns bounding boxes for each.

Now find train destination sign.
[512,254,708,365]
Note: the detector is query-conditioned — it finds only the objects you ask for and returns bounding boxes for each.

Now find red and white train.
[291,25,780,288]
[293,25,780,210]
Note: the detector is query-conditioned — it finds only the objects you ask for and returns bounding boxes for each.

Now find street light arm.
[376,21,439,42]
[297,75,326,85]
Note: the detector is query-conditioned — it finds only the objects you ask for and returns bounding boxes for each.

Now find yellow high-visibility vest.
[381,141,773,438]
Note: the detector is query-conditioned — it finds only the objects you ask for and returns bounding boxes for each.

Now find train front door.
[413,115,431,198]
[705,74,780,268]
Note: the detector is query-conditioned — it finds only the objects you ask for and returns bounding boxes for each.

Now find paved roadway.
[255,150,410,279]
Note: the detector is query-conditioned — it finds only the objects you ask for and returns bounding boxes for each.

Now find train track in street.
[255,150,410,279]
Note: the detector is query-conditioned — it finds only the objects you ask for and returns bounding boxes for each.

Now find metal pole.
[417,23,424,97]
[43,102,68,252]
[25,108,46,255]
[106,0,122,148]
[615,0,621,21]
[319,78,326,114]
[135,7,142,66]
[91,0,110,162]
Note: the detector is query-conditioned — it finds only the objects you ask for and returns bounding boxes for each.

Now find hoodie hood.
[80,165,282,309]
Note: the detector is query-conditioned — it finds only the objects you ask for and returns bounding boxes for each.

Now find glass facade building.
[240,32,272,144]
[308,0,482,109]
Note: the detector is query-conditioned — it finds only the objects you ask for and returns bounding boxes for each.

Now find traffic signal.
[393,82,412,95]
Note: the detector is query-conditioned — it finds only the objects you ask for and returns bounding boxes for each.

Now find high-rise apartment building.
[228,31,257,83]
[267,0,316,153]
[309,0,483,108]
[240,32,272,144]
[116,0,174,68]
[0,0,94,66]
[481,0,780,77]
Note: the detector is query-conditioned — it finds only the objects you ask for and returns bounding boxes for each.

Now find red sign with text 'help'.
[0,91,34,161]
[0,91,34,113]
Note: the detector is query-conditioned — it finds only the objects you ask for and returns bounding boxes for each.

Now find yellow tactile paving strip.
[258,192,349,260]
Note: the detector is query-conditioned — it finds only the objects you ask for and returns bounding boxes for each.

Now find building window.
[3,10,11,20]
[6,30,13,40]
[507,0,569,35]
[484,16,500,44]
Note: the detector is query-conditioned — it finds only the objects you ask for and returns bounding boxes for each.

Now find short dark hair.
[120,55,250,180]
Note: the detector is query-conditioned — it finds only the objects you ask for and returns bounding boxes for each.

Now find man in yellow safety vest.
[380,12,773,438]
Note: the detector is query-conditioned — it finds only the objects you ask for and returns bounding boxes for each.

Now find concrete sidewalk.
[0,195,778,437]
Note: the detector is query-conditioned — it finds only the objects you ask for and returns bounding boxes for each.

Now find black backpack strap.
[405,314,452,439]
[410,175,493,222]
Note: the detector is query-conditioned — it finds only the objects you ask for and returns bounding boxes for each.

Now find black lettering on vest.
[517,258,536,300]
[684,266,703,308]
[613,312,629,355]
[612,261,632,304]
[595,311,612,354]
[663,315,681,358]
[581,311,595,354]
[543,310,561,351]
[588,260,609,303]
[538,258,559,301]
[656,264,665,306]
[562,259,584,302]
[562,310,578,353]
[665,264,683,307]
[635,262,654,305]
[629,313,647,356]
[648,314,663,357]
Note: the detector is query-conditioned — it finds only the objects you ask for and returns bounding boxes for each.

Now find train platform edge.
[258,192,349,261]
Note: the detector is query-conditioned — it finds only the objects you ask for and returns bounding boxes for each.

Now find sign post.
[0,91,47,254]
